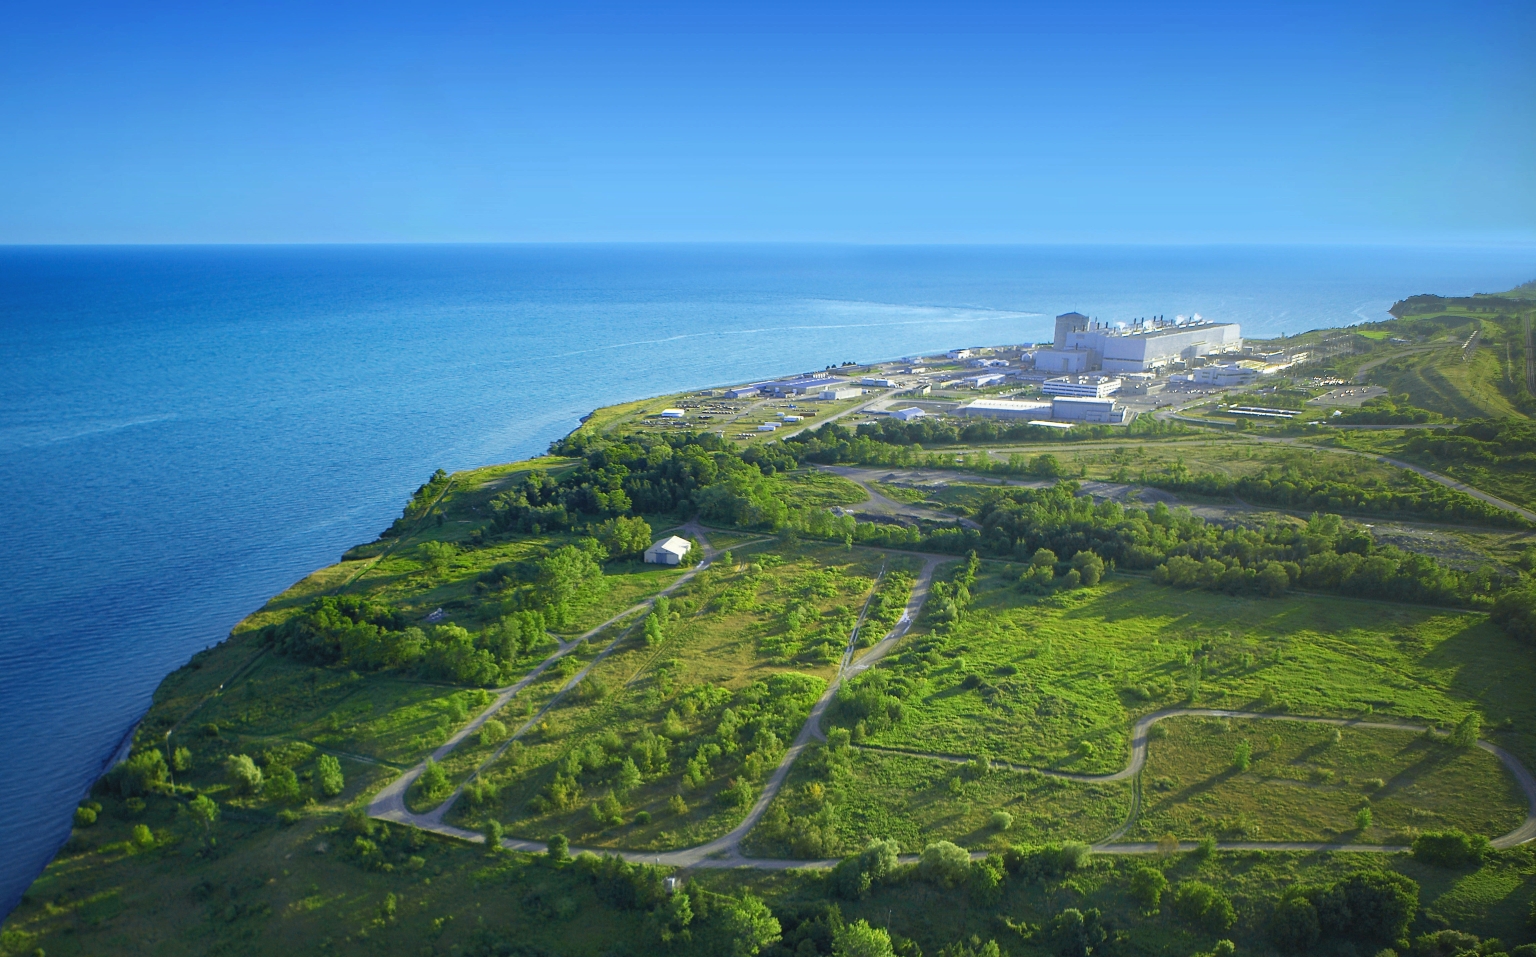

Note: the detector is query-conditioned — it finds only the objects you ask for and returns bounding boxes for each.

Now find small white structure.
[891,407,926,421]
[644,536,692,565]
[862,377,897,387]
[659,408,686,418]
[757,422,779,431]
[946,349,975,359]
[781,415,802,423]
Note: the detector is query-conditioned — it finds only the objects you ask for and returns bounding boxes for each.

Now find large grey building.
[1034,312,1241,373]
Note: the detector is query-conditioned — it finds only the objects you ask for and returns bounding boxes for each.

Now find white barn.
[644,536,692,565]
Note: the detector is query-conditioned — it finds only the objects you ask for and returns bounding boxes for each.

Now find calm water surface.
[2,243,1533,914]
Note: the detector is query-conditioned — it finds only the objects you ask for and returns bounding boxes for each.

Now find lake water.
[1,242,1532,914]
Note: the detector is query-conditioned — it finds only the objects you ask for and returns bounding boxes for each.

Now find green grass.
[857,571,1536,775]
[1132,716,1528,844]
[742,742,1132,858]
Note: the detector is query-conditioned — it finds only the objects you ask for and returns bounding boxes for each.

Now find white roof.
[964,398,1051,412]
[648,536,691,555]
[660,408,686,417]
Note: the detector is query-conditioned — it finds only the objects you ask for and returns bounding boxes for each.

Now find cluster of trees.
[221,742,344,805]
[1329,394,1441,425]
[784,416,1187,460]
[259,593,555,686]
[1404,419,1536,467]
[1268,870,1419,952]
[1141,461,1524,527]
[382,469,451,537]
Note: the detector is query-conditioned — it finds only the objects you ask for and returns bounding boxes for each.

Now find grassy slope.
[861,570,1536,775]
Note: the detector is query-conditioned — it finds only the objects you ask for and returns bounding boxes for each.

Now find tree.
[716,893,781,957]
[418,757,448,796]
[316,753,345,798]
[1490,583,1536,643]
[1259,561,1291,597]
[1233,739,1252,772]
[547,833,569,863]
[418,540,457,574]
[185,793,219,841]
[1451,712,1481,748]
[171,747,193,772]
[596,516,653,560]
[1130,866,1168,909]
[479,719,507,748]
[991,810,1013,831]
[1042,908,1108,957]
[109,749,170,797]
[669,794,688,816]
[833,920,896,957]
[264,765,302,804]
[1412,829,1489,868]
[131,823,155,847]
[1355,806,1372,830]
[1070,551,1105,587]
[644,612,665,646]
[484,818,504,854]
[920,841,972,888]
[225,754,263,794]
[74,806,97,827]
[1172,881,1236,933]
[615,757,643,797]
[1270,893,1320,951]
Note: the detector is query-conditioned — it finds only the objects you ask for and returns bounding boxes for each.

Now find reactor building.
[1033,311,1242,374]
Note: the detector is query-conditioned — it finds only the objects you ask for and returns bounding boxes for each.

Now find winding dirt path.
[367,536,1534,868]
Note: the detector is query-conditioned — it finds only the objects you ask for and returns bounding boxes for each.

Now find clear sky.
[2,0,1532,244]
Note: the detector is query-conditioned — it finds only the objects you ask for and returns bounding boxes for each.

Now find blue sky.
[1,1,1532,244]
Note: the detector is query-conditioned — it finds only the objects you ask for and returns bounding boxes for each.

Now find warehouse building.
[644,536,692,565]
[960,398,1053,419]
[1050,396,1134,424]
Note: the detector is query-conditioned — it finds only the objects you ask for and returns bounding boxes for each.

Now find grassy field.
[1132,716,1528,844]
[438,543,919,851]
[852,570,1536,775]
[741,742,1132,858]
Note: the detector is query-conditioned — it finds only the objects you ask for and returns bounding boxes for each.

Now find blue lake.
[1,242,1532,914]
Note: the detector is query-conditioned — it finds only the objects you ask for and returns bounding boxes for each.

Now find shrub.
[73,806,97,827]
[991,810,1013,831]
[634,811,651,825]
[479,719,507,748]
[171,747,193,772]
[1270,893,1320,951]
[263,766,302,804]
[316,753,345,798]
[1451,713,1481,748]
[131,824,154,847]
[1172,881,1236,933]
[919,841,972,888]
[547,833,569,863]
[1412,829,1489,868]
[224,754,263,794]
[1130,866,1168,909]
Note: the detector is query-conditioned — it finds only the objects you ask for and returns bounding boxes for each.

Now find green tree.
[186,793,219,839]
[1234,739,1252,772]
[418,757,448,797]
[1355,806,1372,830]
[1452,712,1481,748]
[1070,550,1105,586]
[1259,561,1291,597]
[316,753,345,798]
[418,540,457,574]
[73,806,97,827]
[479,719,507,748]
[224,753,263,794]
[596,515,653,559]
[716,893,781,957]
[484,818,504,853]
[547,833,569,863]
[615,757,643,796]
[534,545,607,627]
[171,747,193,772]
[263,765,302,804]
[131,823,154,847]
[1172,881,1236,933]
[919,841,972,888]
[1130,866,1168,909]
[833,919,896,957]
[1490,583,1536,643]
[644,612,665,646]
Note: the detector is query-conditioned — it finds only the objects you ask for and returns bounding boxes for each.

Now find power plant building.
[1036,311,1241,373]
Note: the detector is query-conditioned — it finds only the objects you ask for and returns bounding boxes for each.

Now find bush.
[1490,584,1536,643]
[224,754,263,794]
[1412,829,1489,868]
[263,766,302,804]
[1130,866,1168,909]
[73,806,97,827]
[990,810,1013,831]
[1270,893,1320,951]
[479,719,507,748]
[131,824,154,847]
[1172,881,1236,933]
[919,841,972,888]
[316,753,345,798]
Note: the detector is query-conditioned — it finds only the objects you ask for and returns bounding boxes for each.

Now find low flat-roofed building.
[724,386,760,399]
[861,377,897,387]
[890,407,926,421]
[644,536,692,565]
[1193,364,1259,387]
[946,349,974,359]
[1051,396,1132,423]
[960,398,1052,419]
[1033,349,1091,374]
[659,408,686,418]
[757,422,779,431]
[819,387,863,400]
[1044,375,1122,398]
[965,373,1007,388]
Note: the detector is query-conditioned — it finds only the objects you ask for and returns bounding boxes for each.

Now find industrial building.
[1034,311,1242,373]
[960,398,1052,419]
[644,536,692,565]
[1193,363,1260,387]
[1050,396,1133,424]
[819,387,863,401]
[1043,375,1122,398]
[659,408,686,418]
[890,407,926,421]
[964,373,1006,388]
[724,386,760,399]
